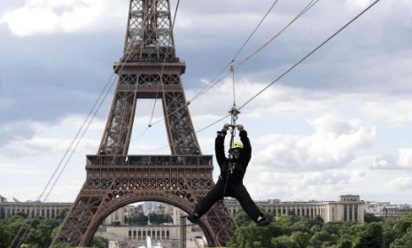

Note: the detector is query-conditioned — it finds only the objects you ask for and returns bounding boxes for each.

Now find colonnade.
[0,203,72,219]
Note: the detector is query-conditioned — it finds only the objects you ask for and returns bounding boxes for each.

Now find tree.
[393,212,412,235]
[365,213,384,223]
[0,222,12,248]
[352,223,383,248]
[226,222,282,247]
[309,230,335,248]
[16,212,27,219]
[272,235,300,248]
[56,207,69,220]
[390,231,412,248]
[91,236,109,248]
[290,231,310,247]
[234,205,273,227]
[0,207,5,219]
[50,243,71,248]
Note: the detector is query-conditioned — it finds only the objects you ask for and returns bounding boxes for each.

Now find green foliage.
[91,236,109,248]
[365,213,384,223]
[16,212,27,219]
[234,205,273,227]
[50,244,71,248]
[124,212,172,225]
[390,231,412,248]
[56,207,69,220]
[353,223,383,248]
[0,207,5,219]
[226,222,282,247]
[393,212,412,235]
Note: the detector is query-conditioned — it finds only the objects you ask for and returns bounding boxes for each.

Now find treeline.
[124,212,173,225]
[225,206,412,248]
[0,207,108,248]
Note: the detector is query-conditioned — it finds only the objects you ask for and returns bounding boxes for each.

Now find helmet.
[229,141,243,152]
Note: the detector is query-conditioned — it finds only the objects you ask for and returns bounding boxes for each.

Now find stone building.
[365,202,412,221]
[0,201,72,219]
[225,194,365,224]
[0,201,133,225]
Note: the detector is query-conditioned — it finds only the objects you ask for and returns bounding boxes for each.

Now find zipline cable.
[231,0,279,62]
[137,0,318,149]
[190,0,280,102]
[234,0,319,69]
[135,0,286,137]
[190,0,319,103]
[238,0,380,111]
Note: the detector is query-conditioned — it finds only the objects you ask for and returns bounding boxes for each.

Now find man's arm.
[215,124,229,166]
[238,125,251,165]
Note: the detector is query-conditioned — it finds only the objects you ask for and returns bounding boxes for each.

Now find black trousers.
[193,178,263,222]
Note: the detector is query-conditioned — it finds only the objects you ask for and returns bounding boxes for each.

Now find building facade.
[365,202,412,221]
[0,201,133,225]
[225,194,365,224]
[0,202,72,219]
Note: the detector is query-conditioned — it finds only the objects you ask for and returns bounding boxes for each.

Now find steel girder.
[52,0,237,247]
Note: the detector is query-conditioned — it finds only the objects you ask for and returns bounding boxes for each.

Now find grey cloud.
[0,121,36,147]
[1,0,411,128]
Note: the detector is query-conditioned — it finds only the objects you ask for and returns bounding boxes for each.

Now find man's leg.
[188,181,225,223]
[234,184,270,226]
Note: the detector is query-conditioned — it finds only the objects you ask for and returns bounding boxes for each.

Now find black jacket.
[215,130,251,183]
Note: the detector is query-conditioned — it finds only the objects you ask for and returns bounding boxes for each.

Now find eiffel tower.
[52,0,236,247]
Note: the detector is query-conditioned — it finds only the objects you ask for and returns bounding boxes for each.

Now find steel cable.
[138,0,319,152]
[238,0,380,111]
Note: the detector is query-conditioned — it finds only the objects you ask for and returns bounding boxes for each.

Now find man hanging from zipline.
[187,123,270,226]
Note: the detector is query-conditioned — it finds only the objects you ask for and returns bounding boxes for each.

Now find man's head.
[229,141,243,159]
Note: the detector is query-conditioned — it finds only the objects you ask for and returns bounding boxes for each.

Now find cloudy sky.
[1,0,412,205]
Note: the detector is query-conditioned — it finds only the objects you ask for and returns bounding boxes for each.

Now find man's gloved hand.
[237,124,244,132]
[223,123,230,131]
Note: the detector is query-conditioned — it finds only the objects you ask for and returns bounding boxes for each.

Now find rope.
[238,0,380,111]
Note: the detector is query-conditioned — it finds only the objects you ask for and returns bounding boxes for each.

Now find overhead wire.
[142,0,283,135]
[190,0,280,102]
[189,0,319,104]
[238,0,380,111]
[234,0,319,69]
[142,0,320,152]
[231,0,280,62]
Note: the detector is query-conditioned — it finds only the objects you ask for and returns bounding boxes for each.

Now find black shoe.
[257,218,270,226]
[186,214,199,224]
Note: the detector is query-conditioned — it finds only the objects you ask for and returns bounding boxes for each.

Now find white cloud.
[0,120,37,146]
[385,177,412,190]
[371,147,412,170]
[0,163,43,174]
[0,0,127,36]
[1,137,99,158]
[246,168,366,201]
[252,115,376,172]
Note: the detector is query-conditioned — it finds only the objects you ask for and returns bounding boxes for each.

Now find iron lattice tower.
[52,0,236,247]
